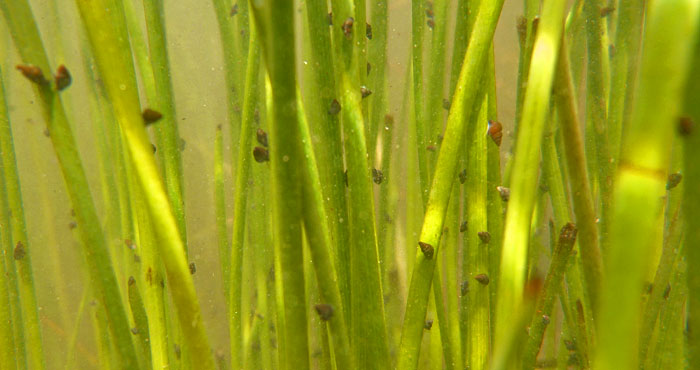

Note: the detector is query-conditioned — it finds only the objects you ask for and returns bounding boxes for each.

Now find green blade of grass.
[74,0,217,367]
[593,1,700,368]
[495,0,566,352]
[397,2,505,369]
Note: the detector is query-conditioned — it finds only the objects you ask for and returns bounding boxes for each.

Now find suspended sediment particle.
[366,23,373,40]
[314,303,334,321]
[478,231,491,244]
[679,116,694,136]
[14,241,26,260]
[142,108,163,125]
[667,173,683,190]
[230,3,238,16]
[459,169,467,184]
[542,315,551,325]
[487,120,503,146]
[55,65,72,91]
[474,273,489,286]
[497,186,510,201]
[342,17,354,39]
[459,221,467,233]
[128,276,136,286]
[328,99,341,115]
[418,241,434,259]
[256,128,268,147]
[189,262,196,275]
[360,86,372,98]
[426,145,436,152]
[125,239,135,250]
[131,327,140,335]
[253,146,269,163]
[425,7,434,18]
[372,168,384,184]
[424,319,433,330]
[385,114,394,126]
[426,18,435,29]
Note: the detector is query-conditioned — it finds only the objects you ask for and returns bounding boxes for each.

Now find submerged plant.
[0,0,699,369]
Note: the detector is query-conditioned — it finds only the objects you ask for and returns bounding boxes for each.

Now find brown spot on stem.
[128,276,136,286]
[559,223,578,247]
[542,315,550,325]
[425,8,434,18]
[426,145,436,152]
[342,17,354,39]
[663,284,671,300]
[516,16,528,45]
[667,173,682,190]
[230,3,238,16]
[314,304,334,321]
[372,168,384,184]
[360,86,372,98]
[366,23,372,40]
[478,231,491,244]
[418,241,434,259]
[14,242,26,260]
[600,6,615,17]
[497,186,510,201]
[426,18,435,29]
[151,143,157,153]
[16,64,48,85]
[256,128,268,147]
[679,116,694,136]
[68,221,77,230]
[253,146,269,163]
[174,344,181,359]
[55,65,72,91]
[131,327,140,335]
[367,62,371,76]
[461,280,469,296]
[459,169,467,184]
[328,99,341,115]
[460,221,467,233]
[424,320,433,330]
[344,170,348,187]
[442,99,451,111]
[146,267,153,285]
[474,273,489,285]
[328,12,333,25]
[142,108,163,125]
[189,262,196,275]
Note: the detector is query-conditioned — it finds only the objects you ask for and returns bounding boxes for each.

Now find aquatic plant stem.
[684,19,700,368]
[495,0,566,352]
[75,0,217,367]
[594,1,700,368]
[229,20,260,370]
[397,2,505,369]
[251,1,309,368]
[2,1,139,367]
[553,37,603,314]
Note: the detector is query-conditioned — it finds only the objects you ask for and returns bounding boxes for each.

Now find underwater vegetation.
[0,0,699,369]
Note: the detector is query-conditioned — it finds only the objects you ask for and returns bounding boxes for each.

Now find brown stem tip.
[418,241,434,259]
[314,304,334,321]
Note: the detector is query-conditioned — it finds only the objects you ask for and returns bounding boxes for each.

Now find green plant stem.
[252,1,310,368]
[495,0,566,351]
[0,97,17,368]
[128,276,153,370]
[464,97,490,370]
[304,0,351,319]
[583,0,613,255]
[76,0,218,367]
[426,0,449,158]
[214,125,229,299]
[296,93,352,369]
[607,1,645,161]
[2,1,140,367]
[523,223,577,368]
[553,38,603,313]
[412,0,429,203]
[142,0,187,246]
[648,258,687,369]
[397,2,505,369]
[684,16,700,368]
[329,0,390,367]
[368,0,388,158]
[594,1,700,368]
[513,0,540,144]
[229,21,260,370]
